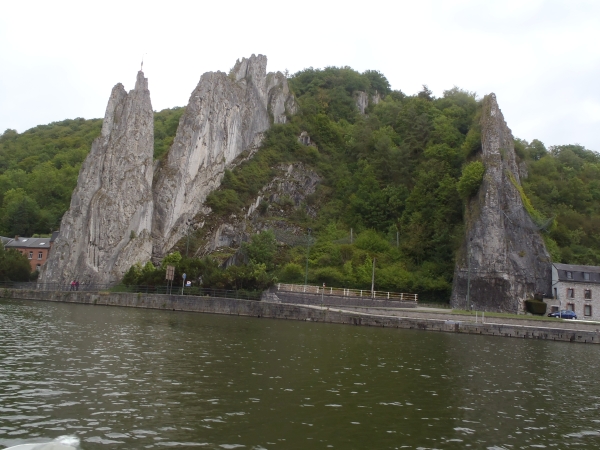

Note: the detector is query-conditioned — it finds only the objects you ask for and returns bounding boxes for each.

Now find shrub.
[457,161,485,199]
[280,263,304,283]
[354,229,390,253]
[205,189,243,214]
[525,299,547,315]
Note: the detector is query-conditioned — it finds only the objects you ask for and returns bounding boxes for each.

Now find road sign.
[183,273,187,280]
[165,265,175,281]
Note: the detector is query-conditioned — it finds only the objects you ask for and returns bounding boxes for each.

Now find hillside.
[1,67,597,301]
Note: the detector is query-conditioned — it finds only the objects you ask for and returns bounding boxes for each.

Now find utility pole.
[304,228,312,286]
[466,245,471,311]
[186,233,190,257]
[371,258,376,299]
[321,283,325,307]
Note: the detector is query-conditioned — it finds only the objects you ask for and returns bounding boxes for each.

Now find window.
[584,272,590,281]
[551,306,559,313]
[36,264,41,271]
[585,289,592,299]
[554,288,558,299]
[567,303,575,311]
[38,252,43,260]
[567,288,574,298]
[28,252,33,259]
[567,271,573,279]
[584,305,592,317]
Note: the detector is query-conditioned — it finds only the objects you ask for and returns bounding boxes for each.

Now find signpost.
[165,265,175,294]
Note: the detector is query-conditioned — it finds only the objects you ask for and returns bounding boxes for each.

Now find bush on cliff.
[457,161,485,199]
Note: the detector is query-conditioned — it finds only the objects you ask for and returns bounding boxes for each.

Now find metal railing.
[276,283,418,302]
[0,281,262,301]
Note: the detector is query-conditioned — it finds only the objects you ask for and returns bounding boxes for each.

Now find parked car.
[548,310,577,319]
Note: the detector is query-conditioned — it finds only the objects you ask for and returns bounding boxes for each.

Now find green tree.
[457,161,485,199]
[0,243,31,281]
[1,188,41,236]
[243,231,277,269]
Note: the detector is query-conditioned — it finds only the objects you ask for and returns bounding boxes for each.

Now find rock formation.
[152,54,297,257]
[40,55,297,285]
[40,71,154,285]
[354,91,381,114]
[450,94,551,313]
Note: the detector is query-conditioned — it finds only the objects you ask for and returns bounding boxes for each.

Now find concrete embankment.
[2,289,600,344]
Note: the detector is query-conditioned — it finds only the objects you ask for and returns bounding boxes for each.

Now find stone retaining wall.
[262,289,418,309]
[2,289,599,344]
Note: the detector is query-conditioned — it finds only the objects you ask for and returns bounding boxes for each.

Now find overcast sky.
[1,0,598,151]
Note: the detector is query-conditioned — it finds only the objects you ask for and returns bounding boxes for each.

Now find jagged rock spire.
[40,71,155,285]
[151,54,297,257]
[450,94,551,313]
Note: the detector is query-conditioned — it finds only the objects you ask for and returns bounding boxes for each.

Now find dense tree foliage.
[122,234,277,294]
[154,107,185,160]
[519,141,600,264]
[0,118,102,235]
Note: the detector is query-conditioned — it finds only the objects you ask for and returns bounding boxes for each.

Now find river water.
[1,299,599,449]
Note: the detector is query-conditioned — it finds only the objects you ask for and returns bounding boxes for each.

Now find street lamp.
[304,228,312,286]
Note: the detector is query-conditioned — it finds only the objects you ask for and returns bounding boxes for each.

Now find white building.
[545,263,600,320]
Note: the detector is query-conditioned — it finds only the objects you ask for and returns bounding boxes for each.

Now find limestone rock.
[450,94,551,313]
[40,71,154,285]
[354,91,382,114]
[354,91,369,114]
[152,54,297,257]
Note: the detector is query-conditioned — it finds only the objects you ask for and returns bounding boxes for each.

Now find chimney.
[15,235,19,241]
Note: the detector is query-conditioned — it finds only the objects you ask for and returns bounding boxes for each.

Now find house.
[544,263,600,320]
[3,232,59,272]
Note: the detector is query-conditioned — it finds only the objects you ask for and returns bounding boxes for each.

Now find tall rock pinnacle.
[40,71,155,285]
[152,54,297,257]
[450,94,551,312]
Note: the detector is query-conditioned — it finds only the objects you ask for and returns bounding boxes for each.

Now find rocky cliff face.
[40,55,297,285]
[354,91,381,114]
[152,54,297,257]
[40,72,154,285]
[450,94,551,312]
[185,163,320,266]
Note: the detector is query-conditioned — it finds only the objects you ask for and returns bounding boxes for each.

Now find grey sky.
[1,0,598,151]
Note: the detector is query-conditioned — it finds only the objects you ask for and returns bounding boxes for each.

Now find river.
[0,298,599,449]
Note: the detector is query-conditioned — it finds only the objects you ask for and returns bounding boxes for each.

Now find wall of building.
[2,289,600,345]
[545,281,600,320]
[13,247,50,272]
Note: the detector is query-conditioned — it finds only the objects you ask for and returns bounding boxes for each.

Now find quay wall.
[2,289,600,345]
